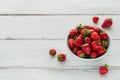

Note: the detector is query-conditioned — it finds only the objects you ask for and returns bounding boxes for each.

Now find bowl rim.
[66,26,110,61]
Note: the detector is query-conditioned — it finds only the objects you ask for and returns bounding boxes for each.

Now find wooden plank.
[0,69,119,80]
[0,0,119,14]
[0,39,119,67]
[0,15,119,39]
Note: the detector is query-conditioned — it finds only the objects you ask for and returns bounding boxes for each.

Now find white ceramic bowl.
[66,26,110,61]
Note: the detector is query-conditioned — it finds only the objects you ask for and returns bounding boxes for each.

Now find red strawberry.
[85,37,91,44]
[90,52,97,58]
[98,46,106,56]
[91,41,101,51]
[74,36,84,47]
[68,39,74,48]
[79,34,84,38]
[90,32,100,40]
[80,29,86,36]
[99,64,109,75]
[92,16,99,24]
[102,18,113,28]
[73,47,79,54]
[69,28,78,36]
[49,49,56,56]
[77,50,85,58]
[80,29,91,37]
[87,26,100,33]
[100,32,109,40]
[82,43,91,55]
[57,53,66,62]
[89,29,95,33]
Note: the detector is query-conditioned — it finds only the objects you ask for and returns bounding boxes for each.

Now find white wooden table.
[0,0,120,80]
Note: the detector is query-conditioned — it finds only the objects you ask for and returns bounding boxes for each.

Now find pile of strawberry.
[68,25,109,59]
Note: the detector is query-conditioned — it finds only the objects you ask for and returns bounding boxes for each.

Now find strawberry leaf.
[80,53,85,58]
[57,56,62,61]
[102,40,108,48]
[84,29,91,37]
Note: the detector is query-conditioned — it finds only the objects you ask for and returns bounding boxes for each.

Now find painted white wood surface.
[0,0,119,14]
[0,15,119,39]
[0,0,119,80]
[0,40,119,80]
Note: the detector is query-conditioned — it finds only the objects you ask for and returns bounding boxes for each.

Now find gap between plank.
[0,14,119,16]
[0,66,119,71]
[0,37,119,41]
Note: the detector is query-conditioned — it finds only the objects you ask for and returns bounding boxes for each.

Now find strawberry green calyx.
[57,55,62,61]
[109,18,112,21]
[50,51,55,56]
[102,40,108,48]
[84,29,91,37]
[76,24,83,31]
[73,36,78,40]
[80,53,85,58]
[104,64,109,68]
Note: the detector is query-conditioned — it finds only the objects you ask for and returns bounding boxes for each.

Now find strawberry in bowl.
[67,24,110,60]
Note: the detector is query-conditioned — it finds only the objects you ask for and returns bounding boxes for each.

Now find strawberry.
[68,39,74,48]
[91,41,101,51]
[85,37,91,44]
[92,16,99,24]
[49,49,56,56]
[77,50,85,58]
[80,29,91,37]
[69,28,78,36]
[90,52,97,58]
[98,46,106,56]
[79,34,84,38]
[102,18,113,28]
[89,29,95,33]
[100,32,109,40]
[57,53,66,62]
[99,64,109,75]
[87,26,100,33]
[90,32,100,40]
[72,47,79,54]
[82,43,91,55]
[74,36,84,47]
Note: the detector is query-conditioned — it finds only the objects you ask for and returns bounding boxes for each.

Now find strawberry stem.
[76,24,83,31]
[104,64,109,68]
[109,18,112,21]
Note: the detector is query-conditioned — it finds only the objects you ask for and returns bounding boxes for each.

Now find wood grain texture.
[0,0,119,14]
[0,40,119,67]
[0,69,119,80]
[0,40,119,80]
[0,15,119,39]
